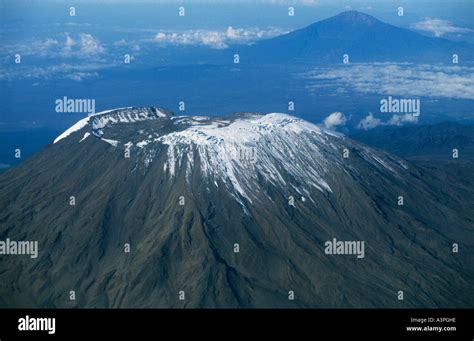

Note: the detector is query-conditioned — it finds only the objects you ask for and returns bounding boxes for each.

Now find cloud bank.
[3,33,106,58]
[357,112,418,130]
[153,26,286,49]
[304,63,474,100]
[412,18,473,37]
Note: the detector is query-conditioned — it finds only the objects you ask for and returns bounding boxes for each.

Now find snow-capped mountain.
[0,107,472,308]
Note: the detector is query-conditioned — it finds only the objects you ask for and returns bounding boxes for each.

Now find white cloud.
[357,113,382,130]
[43,38,59,48]
[113,39,128,46]
[2,38,60,57]
[323,111,347,128]
[62,32,105,56]
[30,38,59,57]
[64,32,75,54]
[63,22,92,27]
[79,33,105,55]
[412,18,473,37]
[304,63,474,100]
[65,71,99,82]
[387,113,418,126]
[113,38,140,51]
[153,26,286,49]
[0,63,110,82]
[6,33,104,58]
[357,112,418,130]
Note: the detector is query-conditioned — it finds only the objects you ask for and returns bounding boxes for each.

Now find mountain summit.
[0,107,472,308]
[329,10,379,25]
[309,10,381,34]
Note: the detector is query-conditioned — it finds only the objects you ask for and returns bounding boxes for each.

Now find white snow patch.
[136,140,151,148]
[101,138,119,147]
[54,117,90,144]
[79,132,91,142]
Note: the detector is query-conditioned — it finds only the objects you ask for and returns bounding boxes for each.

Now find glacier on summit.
[53,107,405,204]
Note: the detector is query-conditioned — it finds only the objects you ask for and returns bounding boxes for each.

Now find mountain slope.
[0,107,472,308]
[241,11,473,63]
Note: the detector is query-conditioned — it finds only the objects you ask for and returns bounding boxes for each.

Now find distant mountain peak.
[247,9,472,63]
